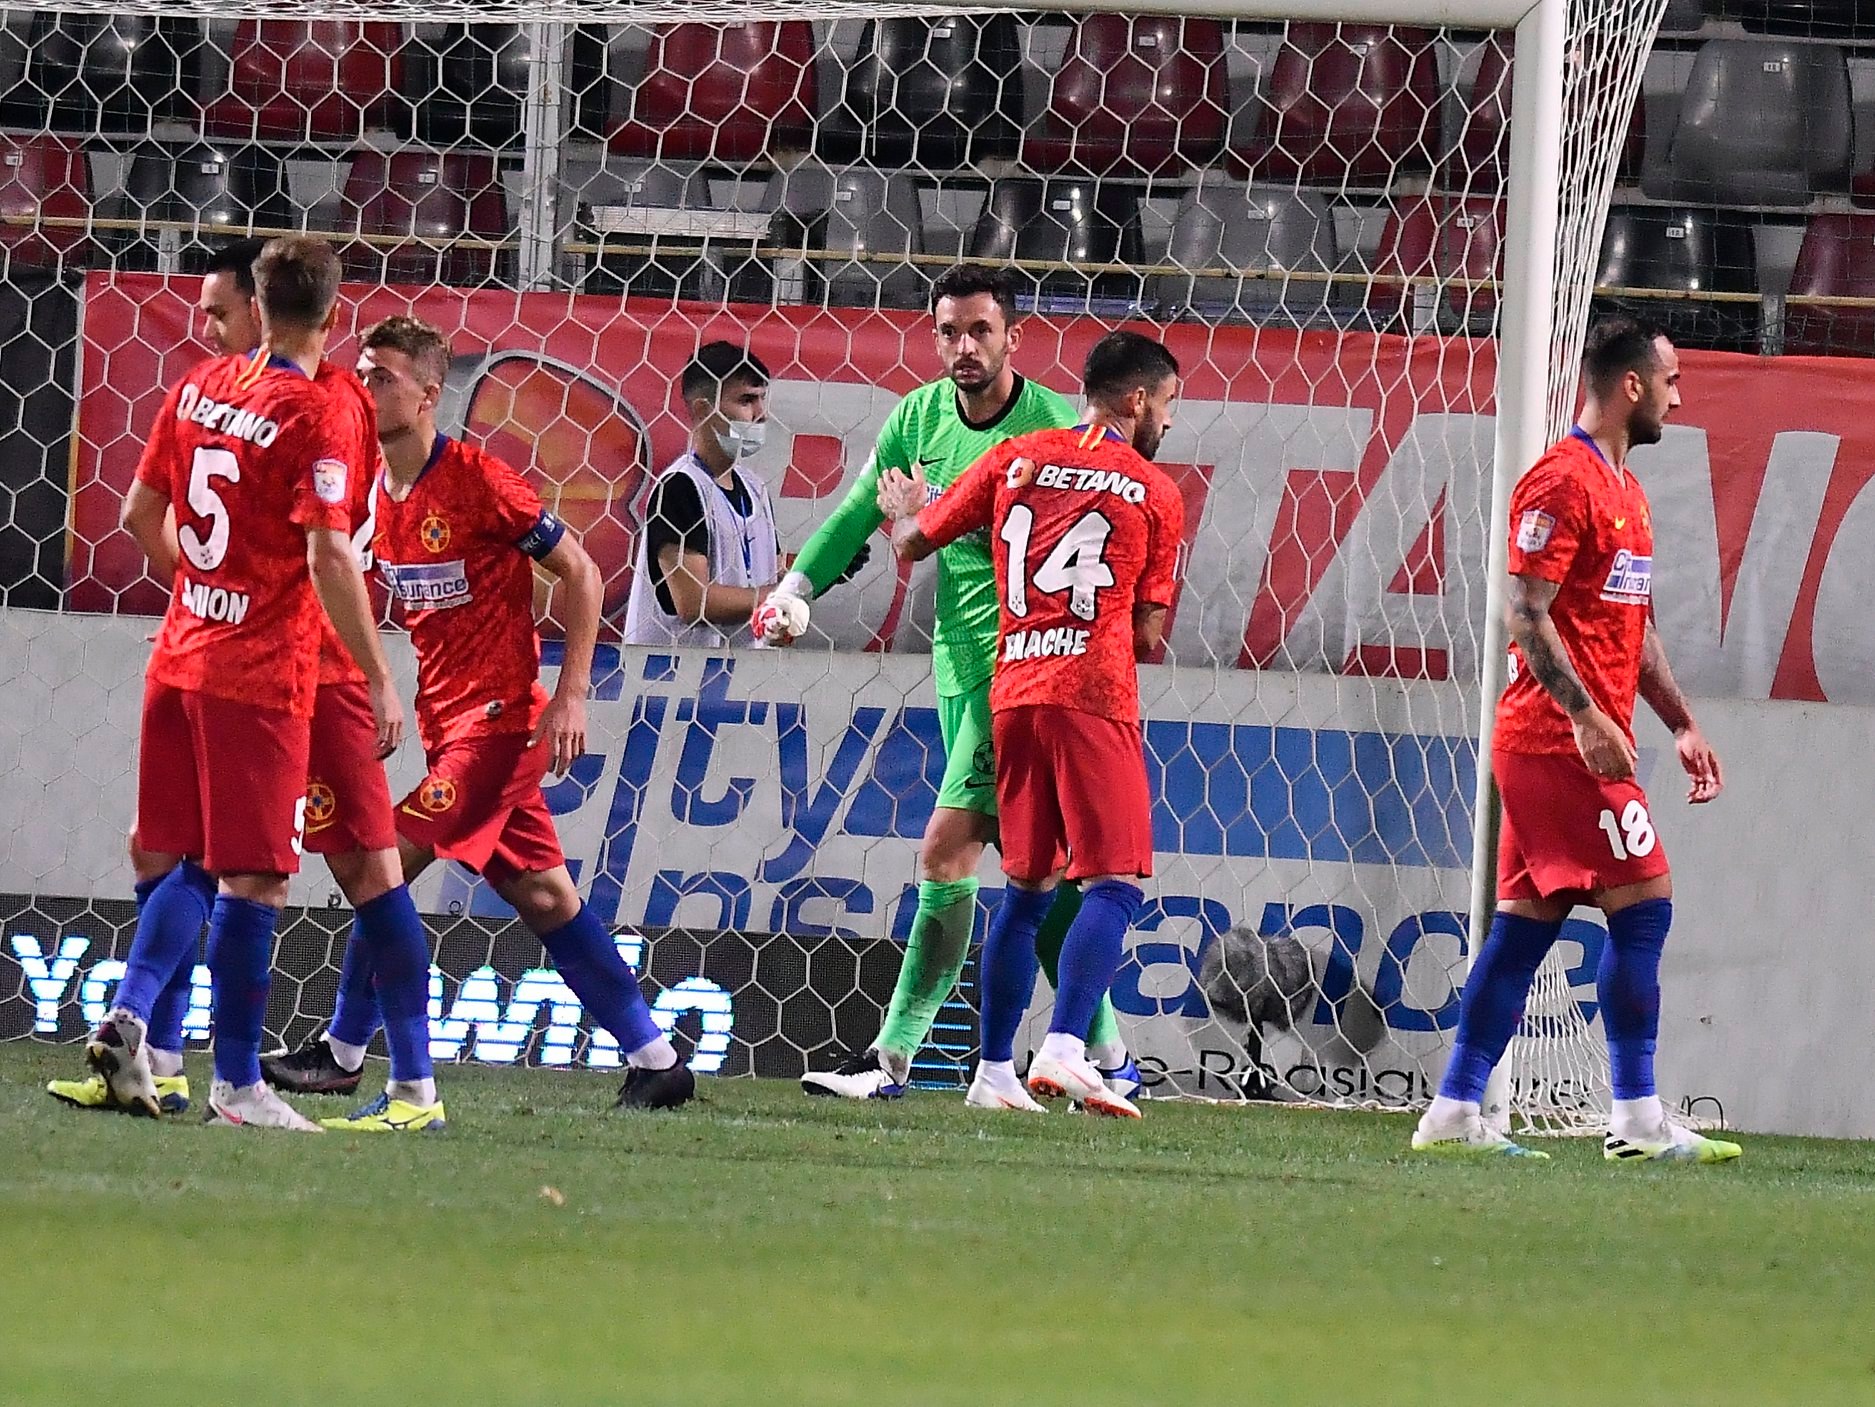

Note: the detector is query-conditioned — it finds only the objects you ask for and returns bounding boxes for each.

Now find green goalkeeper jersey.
[790,374,1079,697]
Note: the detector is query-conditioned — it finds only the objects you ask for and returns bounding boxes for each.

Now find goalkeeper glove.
[752,587,810,646]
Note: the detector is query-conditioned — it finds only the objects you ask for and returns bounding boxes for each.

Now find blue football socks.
[327,915,383,1052]
[206,894,278,1087]
[539,902,663,1058]
[979,885,1054,1064]
[1437,910,1565,1103]
[1600,898,1671,1101]
[114,861,214,1029]
[353,886,433,1084]
[1049,880,1143,1042]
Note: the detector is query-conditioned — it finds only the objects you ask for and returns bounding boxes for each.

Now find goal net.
[0,0,1667,1134]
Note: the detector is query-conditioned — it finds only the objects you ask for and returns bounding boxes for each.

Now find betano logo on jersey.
[173,383,280,447]
[1601,549,1653,606]
[380,559,471,611]
[1033,463,1147,504]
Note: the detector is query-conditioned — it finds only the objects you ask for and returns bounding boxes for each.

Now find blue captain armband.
[515,510,567,561]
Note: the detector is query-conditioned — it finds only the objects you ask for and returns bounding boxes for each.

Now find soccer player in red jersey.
[98,236,408,1132]
[1413,318,1740,1164]
[882,330,1185,1118]
[54,241,443,1132]
[265,314,693,1111]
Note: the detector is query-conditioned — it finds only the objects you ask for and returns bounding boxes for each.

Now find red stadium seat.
[1364,196,1504,334]
[1231,24,1441,187]
[608,23,816,163]
[0,133,91,267]
[1785,214,1875,356]
[1021,16,1228,177]
[340,152,511,286]
[203,21,402,142]
[1441,41,1645,192]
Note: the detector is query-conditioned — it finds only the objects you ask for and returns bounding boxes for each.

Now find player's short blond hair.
[360,315,451,389]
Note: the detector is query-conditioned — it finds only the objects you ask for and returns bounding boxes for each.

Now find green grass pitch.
[3,1043,1873,1407]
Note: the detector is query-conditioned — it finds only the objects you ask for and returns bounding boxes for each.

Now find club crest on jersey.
[1601,548,1653,605]
[1516,509,1556,551]
[312,458,348,506]
[417,776,457,814]
[303,782,336,832]
[421,514,451,552]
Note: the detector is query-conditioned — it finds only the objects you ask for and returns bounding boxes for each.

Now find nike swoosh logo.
[1614,517,1627,528]
[962,777,995,790]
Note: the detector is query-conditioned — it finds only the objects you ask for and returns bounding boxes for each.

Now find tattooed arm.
[1505,572,1635,780]
[1640,617,1724,803]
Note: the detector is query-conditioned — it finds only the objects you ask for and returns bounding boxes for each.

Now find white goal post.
[0,0,1668,1134]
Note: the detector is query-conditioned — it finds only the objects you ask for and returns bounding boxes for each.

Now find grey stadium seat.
[1151,180,1337,328]
[1658,39,1852,205]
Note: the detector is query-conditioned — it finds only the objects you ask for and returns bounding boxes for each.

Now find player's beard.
[1132,419,1165,461]
[1630,406,1664,447]
[948,348,1003,395]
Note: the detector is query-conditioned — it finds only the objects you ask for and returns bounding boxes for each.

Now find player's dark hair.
[361,314,451,387]
[1582,316,1667,396]
[253,235,341,331]
[1082,330,1180,407]
[203,237,268,297]
[681,340,770,406]
[930,263,1019,328]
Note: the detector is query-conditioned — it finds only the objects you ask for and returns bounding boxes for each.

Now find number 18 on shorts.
[1493,749,1669,901]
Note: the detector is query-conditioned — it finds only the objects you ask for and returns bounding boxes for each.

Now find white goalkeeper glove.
[752,581,811,646]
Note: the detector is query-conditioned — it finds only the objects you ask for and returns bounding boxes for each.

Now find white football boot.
[1028,1050,1141,1119]
[1410,1112,1550,1161]
[206,1080,324,1132]
[1604,1121,1741,1164]
[965,1064,1047,1113]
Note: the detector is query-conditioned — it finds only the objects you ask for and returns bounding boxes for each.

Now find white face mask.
[715,419,768,461]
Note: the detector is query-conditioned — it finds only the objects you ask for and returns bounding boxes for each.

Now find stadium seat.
[967,178,1144,304]
[1592,206,1759,353]
[0,12,202,135]
[608,23,817,163]
[1441,40,1644,193]
[1020,16,1229,177]
[0,16,33,127]
[1657,39,1852,205]
[1784,214,1875,356]
[340,152,511,287]
[818,168,926,310]
[564,157,712,300]
[819,16,1024,169]
[1231,24,1441,187]
[106,141,294,273]
[203,21,403,143]
[1362,196,1504,336]
[403,24,534,148]
[1151,179,1337,327]
[0,134,92,267]
[1718,2,1875,38]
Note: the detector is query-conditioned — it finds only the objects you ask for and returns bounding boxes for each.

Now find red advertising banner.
[67,273,1875,705]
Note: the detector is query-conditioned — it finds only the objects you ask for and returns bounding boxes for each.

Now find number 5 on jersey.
[180,446,239,571]
[999,506,1115,621]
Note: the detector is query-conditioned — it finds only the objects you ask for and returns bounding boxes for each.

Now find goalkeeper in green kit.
[753,264,1138,1103]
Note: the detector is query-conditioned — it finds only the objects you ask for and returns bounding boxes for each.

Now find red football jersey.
[917,424,1184,725]
[374,434,564,751]
[313,358,381,688]
[1495,429,1656,756]
[135,349,357,718]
